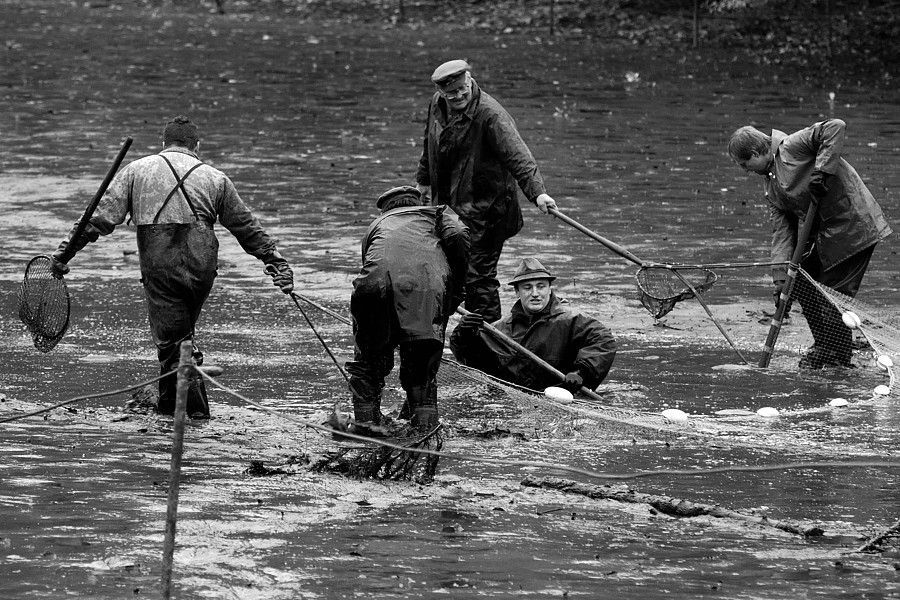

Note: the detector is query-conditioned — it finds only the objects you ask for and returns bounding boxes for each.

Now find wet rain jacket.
[415,80,546,241]
[352,204,469,344]
[449,293,617,391]
[764,119,891,281]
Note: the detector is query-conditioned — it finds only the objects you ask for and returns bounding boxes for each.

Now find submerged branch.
[521,476,825,537]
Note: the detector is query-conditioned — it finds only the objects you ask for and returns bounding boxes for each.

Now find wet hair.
[163,115,200,150]
[728,126,770,161]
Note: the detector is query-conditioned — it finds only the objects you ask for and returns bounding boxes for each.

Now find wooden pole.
[160,341,194,599]
[759,202,818,367]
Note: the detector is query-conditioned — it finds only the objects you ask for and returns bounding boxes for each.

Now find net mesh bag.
[786,268,898,392]
[312,425,443,484]
[636,266,718,319]
[17,256,70,353]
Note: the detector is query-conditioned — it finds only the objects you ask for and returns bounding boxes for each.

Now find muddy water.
[2,1,900,598]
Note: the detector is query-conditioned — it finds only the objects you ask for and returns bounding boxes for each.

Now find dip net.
[17,256,70,353]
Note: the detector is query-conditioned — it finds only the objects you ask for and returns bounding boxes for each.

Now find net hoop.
[17,255,71,353]
[635,266,718,319]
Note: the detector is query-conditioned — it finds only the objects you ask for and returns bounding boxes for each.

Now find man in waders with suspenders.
[49,116,295,418]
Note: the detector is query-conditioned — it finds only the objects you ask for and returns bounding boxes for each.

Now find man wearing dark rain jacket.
[449,258,616,393]
[49,116,294,418]
[415,59,558,324]
[728,119,892,368]
[346,186,469,435]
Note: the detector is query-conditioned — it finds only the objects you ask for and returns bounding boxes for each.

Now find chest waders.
[139,155,217,417]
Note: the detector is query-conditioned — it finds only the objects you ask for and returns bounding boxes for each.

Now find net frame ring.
[18,254,71,353]
[635,265,718,319]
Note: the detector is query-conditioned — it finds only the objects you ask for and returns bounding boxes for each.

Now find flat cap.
[506,257,555,286]
[376,185,422,209]
[431,59,470,85]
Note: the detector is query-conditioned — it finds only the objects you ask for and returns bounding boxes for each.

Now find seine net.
[17,256,70,353]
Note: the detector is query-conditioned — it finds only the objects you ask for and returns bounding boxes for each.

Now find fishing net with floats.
[17,256,70,353]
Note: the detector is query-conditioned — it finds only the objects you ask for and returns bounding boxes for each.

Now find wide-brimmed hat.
[506,257,555,286]
[376,186,421,209]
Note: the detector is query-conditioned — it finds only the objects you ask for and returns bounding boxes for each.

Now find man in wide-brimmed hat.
[346,185,469,435]
[415,59,559,325]
[449,257,616,392]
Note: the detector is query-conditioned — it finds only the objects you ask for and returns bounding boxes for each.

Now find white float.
[756,406,780,418]
[876,355,894,371]
[661,408,689,423]
[829,398,849,408]
[873,385,891,397]
[544,386,574,403]
[841,311,862,329]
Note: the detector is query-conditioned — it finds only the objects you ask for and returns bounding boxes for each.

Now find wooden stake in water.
[161,341,194,599]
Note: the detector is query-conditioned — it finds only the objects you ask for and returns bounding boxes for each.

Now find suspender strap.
[153,154,204,224]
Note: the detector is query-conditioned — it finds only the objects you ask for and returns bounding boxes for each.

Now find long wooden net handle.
[759,201,819,368]
[68,137,133,244]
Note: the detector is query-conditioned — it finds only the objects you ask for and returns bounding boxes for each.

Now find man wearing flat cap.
[450,258,616,393]
[415,59,559,325]
[49,115,295,419]
[345,186,469,435]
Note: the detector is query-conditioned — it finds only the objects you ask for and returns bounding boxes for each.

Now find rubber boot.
[406,385,438,431]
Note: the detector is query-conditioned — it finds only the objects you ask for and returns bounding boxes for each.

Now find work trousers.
[462,219,506,323]
[346,292,443,427]
[138,222,217,416]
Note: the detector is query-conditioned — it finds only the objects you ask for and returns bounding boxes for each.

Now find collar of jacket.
[767,129,788,174]
[436,79,482,123]
[160,146,200,160]
[509,292,564,324]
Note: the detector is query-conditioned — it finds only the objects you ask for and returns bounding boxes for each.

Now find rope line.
[197,368,900,481]
[0,371,171,424]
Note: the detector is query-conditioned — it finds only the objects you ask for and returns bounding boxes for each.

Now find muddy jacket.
[72,146,278,261]
[353,204,469,343]
[764,119,891,281]
[449,294,616,391]
[415,80,546,240]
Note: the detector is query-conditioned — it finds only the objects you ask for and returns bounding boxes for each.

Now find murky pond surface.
[2,1,899,598]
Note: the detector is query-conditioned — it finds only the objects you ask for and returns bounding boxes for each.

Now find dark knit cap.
[163,116,199,148]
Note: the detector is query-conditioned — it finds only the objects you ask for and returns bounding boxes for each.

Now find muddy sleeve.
[485,108,547,202]
[435,205,470,281]
[216,176,278,259]
[54,169,133,262]
[570,314,617,388]
[769,202,796,283]
[805,119,845,176]
[415,99,434,186]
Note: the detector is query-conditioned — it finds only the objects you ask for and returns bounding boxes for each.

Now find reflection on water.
[1,1,899,598]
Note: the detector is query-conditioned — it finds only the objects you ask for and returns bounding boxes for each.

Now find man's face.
[735,151,769,175]
[515,279,552,314]
[437,73,472,111]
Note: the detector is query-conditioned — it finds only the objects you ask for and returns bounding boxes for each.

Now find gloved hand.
[562,371,584,392]
[809,171,829,198]
[264,258,294,295]
[49,252,70,279]
[457,312,484,333]
[772,281,784,308]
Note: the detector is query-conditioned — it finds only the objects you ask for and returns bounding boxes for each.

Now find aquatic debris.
[522,476,825,537]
